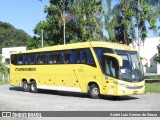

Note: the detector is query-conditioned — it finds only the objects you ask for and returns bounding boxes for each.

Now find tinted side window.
[48,52,61,64]
[75,48,96,66]
[28,54,35,64]
[94,48,103,63]
[17,55,23,64]
[63,51,72,64]
[37,53,47,64]
[11,55,17,65]
[70,51,76,64]
[23,54,28,64]
[86,49,95,65]
[94,48,114,64]
[10,48,96,66]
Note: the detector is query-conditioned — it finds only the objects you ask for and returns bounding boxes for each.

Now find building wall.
[2,47,26,66]
[133,37,160,73]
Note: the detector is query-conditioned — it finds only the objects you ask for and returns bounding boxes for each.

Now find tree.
[33,0,103,47]
[0,21,32,52]
[70,0,103,42]
[146,0,160,36]
[104,0,160,46]
[32,0,160,48]
[0,56,7,74]
[57,0,67,44]
[33,0,74,46]
[105,0,136,45]
[27,36,41,50]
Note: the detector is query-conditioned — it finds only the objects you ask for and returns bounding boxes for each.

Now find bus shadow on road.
[9,86,23,91]
[9,87,139,101]
[101,95,139,101]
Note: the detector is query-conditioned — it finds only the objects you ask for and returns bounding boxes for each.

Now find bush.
[0,56,8,74]
[154,54,160,64]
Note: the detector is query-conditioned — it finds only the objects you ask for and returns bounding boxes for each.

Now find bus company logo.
[2,112,11,117]
[15,68,36,71]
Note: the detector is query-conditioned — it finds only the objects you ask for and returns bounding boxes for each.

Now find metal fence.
[0,74,10,82]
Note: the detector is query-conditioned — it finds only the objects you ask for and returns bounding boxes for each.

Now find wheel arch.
[87,81,101,94]
[21,78,28,87]
[30,78,36,83]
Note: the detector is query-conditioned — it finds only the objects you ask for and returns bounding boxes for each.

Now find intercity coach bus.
[10,42,149,98]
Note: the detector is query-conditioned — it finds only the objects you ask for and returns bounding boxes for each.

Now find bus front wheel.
[88,84,100,99]
[23,81,30,92]
[30,81,38,93]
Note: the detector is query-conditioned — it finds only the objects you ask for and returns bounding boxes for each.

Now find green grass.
[144,75,160,80]
[0,80,9,85]
[0,75,9,86]
[144,74,160,93]
[145,81,160,93]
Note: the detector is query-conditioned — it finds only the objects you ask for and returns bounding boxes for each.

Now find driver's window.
[105,57,118,78]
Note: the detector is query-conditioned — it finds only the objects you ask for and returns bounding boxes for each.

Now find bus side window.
[64,55,69,64]
[42,55,46,64]
[28,54,35,64]
[48,53,54,64]
[86,49,95,65]
[76,50,81,63]
[37,53,47,64]
[11,55,17,65]
[48,52,61,64]
[37,56,42,64]
[94,48,103,63]
[76,49,87,64]
[55,53,61,64]
[82,50,87,64]
[64,51,71,64]
[70,50,76,64]
[23,54,28,64]
[18,55,23,64]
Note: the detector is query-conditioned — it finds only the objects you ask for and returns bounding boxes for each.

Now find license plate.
[133,91,138,94]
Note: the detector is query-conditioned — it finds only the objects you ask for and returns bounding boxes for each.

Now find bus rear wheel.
[88,84,100,99]
[30,81,38,93]
[23,81,30,92]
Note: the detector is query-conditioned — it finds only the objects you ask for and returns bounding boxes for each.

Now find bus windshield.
[94,48,144,82]
[117,51,144,82]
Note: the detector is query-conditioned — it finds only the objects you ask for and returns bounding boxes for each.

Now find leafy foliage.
[0,21,32,53]
[104,0,160,45]
[33,0,103,47]
[69,0,103,42]
[31,0,160,48]
[0,56,7,74]
[155,54,160,64]
[155,44,160,63]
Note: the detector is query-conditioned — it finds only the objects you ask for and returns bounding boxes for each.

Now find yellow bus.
[10,41,147,98]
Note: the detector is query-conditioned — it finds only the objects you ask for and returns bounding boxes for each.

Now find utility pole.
[41,29,44,48]
[58,1,66,45]
[63,9,66,45]
[40,0,44,48]
[137,0,141,54]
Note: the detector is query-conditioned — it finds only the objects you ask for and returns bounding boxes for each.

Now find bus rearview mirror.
[103,53,123,67]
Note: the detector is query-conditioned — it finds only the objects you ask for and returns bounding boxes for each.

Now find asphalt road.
[0,85,160,120]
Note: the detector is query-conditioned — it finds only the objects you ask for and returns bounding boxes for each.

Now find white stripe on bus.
[37,85,82,93]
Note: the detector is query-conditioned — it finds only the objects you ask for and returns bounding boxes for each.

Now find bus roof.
[12,41,136,54]
[90,41,136,51]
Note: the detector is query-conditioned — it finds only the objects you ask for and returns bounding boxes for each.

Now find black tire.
[30,81,38,93]
[23,81,30,92]
[88,84,100,99]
